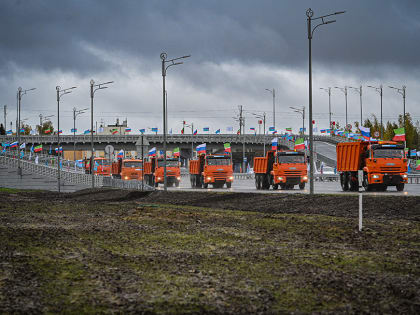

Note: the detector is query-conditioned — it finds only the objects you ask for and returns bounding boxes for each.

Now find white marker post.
[358,170,363,232]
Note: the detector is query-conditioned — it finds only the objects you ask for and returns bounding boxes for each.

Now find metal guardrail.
[0,155,156,190]
[102,177,154,191]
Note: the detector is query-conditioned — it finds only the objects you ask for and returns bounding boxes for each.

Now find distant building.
[97,118,130,135]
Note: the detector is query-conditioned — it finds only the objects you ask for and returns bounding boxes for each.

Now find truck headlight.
[177,177,181,180]
[207,177,212,180]
[402,174,408,178]
[302,176,308,180]
[278,176,284,181]
[229,176,234,180]
[372,175,379,179]
[157,177,162,180]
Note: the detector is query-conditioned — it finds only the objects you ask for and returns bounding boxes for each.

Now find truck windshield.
[157,160,179,167]
[123,161,142,168]
[373,149,404,158]
[95,159,111,166]
[277,155,305,163]
[206,157,231,165]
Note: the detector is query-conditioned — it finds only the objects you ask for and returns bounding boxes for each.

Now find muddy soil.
[0,189,419,314]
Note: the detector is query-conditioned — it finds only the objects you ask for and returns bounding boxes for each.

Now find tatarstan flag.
[416,160,420,171]
[224,143,231,153]
[111,128,118,135]
[392,127,406,141]
[173,147,180,157]
[285,127,292,132]
[34,144,42,152]
[181,127,184,134]
[294,138,305,150]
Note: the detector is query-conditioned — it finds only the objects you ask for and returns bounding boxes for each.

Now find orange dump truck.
[84,157,112,176]
[111,159,143,180]
[337,141,408,191]
[144,157,180,187]
[254,150,308,190]
[189,154,233,188]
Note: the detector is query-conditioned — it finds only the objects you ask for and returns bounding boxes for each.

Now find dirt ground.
[0,188,419,314]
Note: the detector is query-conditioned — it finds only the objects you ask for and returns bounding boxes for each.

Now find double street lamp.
[348,85,363,127]
[319,87,332,129]
[90,79,114,188]
[334,86,348,128]
[73,107,89,162]
[161,52,191,192]
[252,112,266,155]
[17,87,36,176]
[56,86,77,193]
[366,85,383,138]
[265,88,275,130]
[307,8,345,195]
[290,106,305,136]
[388,85,406,133]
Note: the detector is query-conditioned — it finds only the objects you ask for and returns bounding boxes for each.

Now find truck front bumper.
[204,176,233,184]
[369,173,407,185]
[156,175,180,184]
[274,175,308,184]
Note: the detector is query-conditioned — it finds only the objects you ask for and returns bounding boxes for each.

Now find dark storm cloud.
[1,0,420,76]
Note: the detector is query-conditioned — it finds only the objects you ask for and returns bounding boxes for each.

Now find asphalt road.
[161,178,420,196]
[314,141,337,161]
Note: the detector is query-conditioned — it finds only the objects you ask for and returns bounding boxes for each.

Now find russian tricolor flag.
[196,143,206,154]
[193,129,198,135]
[117,149,124,159]
[148,147,156,157]
[271,137,278,150]
[359,126,371,140]
[10,141,18,148]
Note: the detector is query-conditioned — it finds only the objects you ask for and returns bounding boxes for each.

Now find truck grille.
[284,171,302,176]
[380,167,401,172]
[212,171,227,180]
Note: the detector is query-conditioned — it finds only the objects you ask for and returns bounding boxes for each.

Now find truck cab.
[363,143,407,191]
[189,154,233,188]
[84,157,112,176]
[273,151,308,189]
[112,159,143,180]
[144,157,181,187]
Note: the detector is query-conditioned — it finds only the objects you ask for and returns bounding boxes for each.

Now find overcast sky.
[1,0,419,134]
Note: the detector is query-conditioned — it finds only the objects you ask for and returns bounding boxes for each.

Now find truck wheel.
[340,173,349,191]
[396,183,404,192]
[299,183,305,190]
[226,182,232,188]
[154,181,158,187]
[255,176,259,189]
[380,185,387,192]
[262,174,270,190]
[257,175,262,190]
[280,184,286,190]
[272,184,278,190]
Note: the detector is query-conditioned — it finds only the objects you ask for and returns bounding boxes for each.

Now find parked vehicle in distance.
[84,157,112,176]
[254,150,308,190]
[189,154,233,188]
[144,157,181,187]
[336,141,408,191]
[112,158,143,180]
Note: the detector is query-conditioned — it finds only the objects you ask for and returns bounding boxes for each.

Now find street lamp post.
[389,85,406,132]
[73,107,89,162]
[367,85,383,138]
[17,87,36,176]
[56,86,76,193]
[320,87,332,129]
[90,79,114,188]
[334,86,348,128]
[290,106,305,136]
[348,86,363,127]
[161,52,191,192]
[307,8,345,195]
[265,88,275,130]
[252,112,266,155]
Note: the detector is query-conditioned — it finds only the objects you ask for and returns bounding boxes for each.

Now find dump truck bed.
[189,160,201,175]
[253,156,269,174]
[336,142,368,172]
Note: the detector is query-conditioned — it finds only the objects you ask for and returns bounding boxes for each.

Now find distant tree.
[0,123,5,135]
[36,121,54,135]
[21,124,32,135]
